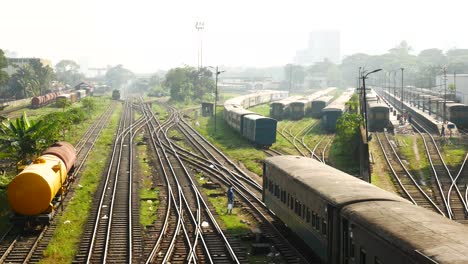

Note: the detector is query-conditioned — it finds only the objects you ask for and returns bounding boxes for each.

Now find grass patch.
[136,134,159,228]
[328,140,360,175]
[249,104,270,117]
[152,103,168,121]
[395,135,431,185]
[168,129,195,153]
[440,137,467,168]
[39,103,122,264]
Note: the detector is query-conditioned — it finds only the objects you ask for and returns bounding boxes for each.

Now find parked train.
[365,89,390,132]
[270,87,336,120]
[321,88,355,131]
[56,89,88,106]
[270,96,303,120]
[310,95,333,118]
[263,156,468,264]
[400,87,468,128]
[223,90,288,147]
[31,91,62,109]
[7,142,76,226]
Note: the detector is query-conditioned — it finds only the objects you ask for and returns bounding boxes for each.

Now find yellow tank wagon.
[7,142,76,221]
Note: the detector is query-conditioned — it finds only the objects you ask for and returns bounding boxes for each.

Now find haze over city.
[2,0,468,72]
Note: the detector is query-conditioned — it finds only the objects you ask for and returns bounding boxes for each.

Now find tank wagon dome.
[264,156,408,206]
[42,141,76,172]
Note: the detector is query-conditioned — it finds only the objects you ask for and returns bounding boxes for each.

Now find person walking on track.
[227,186,234,214]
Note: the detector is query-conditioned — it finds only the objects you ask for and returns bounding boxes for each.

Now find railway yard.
[0,86,468,264]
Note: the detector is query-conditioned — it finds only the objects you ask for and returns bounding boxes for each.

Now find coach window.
[322,219,327,235]
[302,205,306,219]
[275,184,280,198]
[315,216,320,230]
[306,208,311,223]
[374,257,382,264]
[312,213,316,227]
[360,248,367,264]
[350,237,355,259]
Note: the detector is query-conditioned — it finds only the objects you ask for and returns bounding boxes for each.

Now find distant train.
[263,156,468,264]
[366,89,390,132]
[112,89,121,100]
[270,87,336,120]
[56,89,88,106]
[223,90,288,147]
[321,88,354,131]
[8,142,76,226]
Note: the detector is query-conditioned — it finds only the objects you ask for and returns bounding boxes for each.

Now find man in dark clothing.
[227,186,234,214]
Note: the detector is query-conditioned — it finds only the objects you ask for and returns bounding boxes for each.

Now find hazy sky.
[2,0,467,73]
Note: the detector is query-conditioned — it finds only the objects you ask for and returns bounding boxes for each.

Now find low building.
[5,58,52,76]
[436,73,468,105]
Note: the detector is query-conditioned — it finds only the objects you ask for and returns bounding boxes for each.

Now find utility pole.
[454,71,457,101]
[210,66,225,133]
[362,69,382,141]
[443,67,447,123]
[289,64,293,93]
[400,68,404,112]
[195,21,204,71]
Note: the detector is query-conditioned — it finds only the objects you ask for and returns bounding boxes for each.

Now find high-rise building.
[294,31,341,65]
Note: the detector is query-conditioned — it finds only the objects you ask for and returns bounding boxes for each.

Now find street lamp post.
[195,21,204,71]
[362,68,382,141]
[210,66,225,133]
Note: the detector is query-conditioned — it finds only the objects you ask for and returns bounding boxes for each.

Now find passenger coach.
[223,90,287,147]
[321,89,354,132]
[263,156,468,264]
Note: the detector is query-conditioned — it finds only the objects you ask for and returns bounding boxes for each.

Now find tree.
[30,60,55,94]
[81,97,96,114]
[164,66,214,102]
[56,98,71,111]
[8,65,40,99]
[335,112,363,151]
[0,49,8,87]
[55,59,84,86]
[105,65,135,89]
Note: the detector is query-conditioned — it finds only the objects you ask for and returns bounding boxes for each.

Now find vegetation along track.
[0,102,116,263]
[374,132,445,216]
[411,120,468,223]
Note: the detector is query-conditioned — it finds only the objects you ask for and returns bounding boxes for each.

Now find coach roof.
[265,156,408,207]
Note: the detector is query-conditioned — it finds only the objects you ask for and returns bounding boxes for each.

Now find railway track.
[158,106,318,263]
[412,120,468,222]
[141,102,242,263]
[374,132,445,215]
[75,100,147,263]
[0,102,116,263]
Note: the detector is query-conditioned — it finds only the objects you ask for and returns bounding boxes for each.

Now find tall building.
[294,31,341,65]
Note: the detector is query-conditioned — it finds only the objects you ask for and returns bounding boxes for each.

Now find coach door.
[341,218,350,264]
